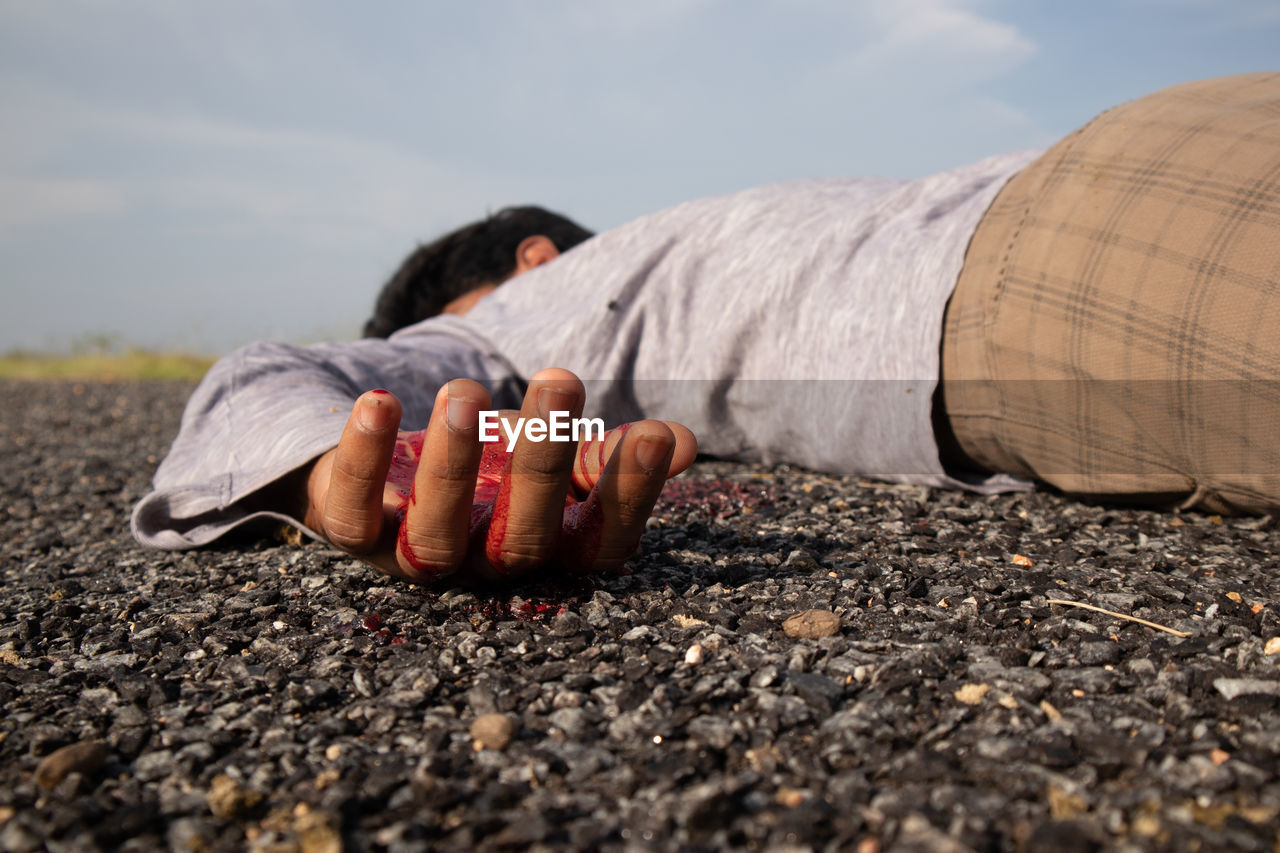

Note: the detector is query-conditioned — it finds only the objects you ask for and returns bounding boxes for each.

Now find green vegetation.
[0,349,216,381]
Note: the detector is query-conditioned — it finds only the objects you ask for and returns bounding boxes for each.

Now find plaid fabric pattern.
[942,73,1280,512]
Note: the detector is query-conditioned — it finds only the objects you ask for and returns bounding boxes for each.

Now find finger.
[572,419,698,493]
[323,389,402,553]
[663,421,699,475]
[484,368,585,577]
[563,419,675,573]
[395,379,490,580]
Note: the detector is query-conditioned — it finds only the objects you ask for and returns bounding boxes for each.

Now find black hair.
[362,206,593,338]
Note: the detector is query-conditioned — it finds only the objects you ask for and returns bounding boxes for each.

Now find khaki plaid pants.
[942,73,1280,513]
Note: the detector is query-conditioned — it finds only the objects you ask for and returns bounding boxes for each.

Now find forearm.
[131,323,523,549]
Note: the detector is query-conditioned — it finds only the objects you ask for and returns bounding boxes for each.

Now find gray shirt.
[132,151,1040,549]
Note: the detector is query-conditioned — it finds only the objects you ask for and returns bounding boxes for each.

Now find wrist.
[240,450,333,534]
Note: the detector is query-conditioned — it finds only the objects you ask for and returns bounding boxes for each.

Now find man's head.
[362,206,593,338]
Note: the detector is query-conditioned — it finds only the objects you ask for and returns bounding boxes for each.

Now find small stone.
[132,749,173,782]
[1264,637,1280,655]
[470,713,517,751]
[167,817,213,852]
[1012,554,1035,567]
[552,690,586,709]
[1077,641,1122,666]
[1240,805,1279,825]
[1210,748,1230,765]
[548,707,589,740]
[492,814,553,847]
[684,644,704,666]
[789,670,842,712]
[314,768,341,790]
[549,611,583,637]
[686,715,735,750]
[1214,677,1280,700]
[352,668,376,698]
[1,820,43,853]
[954,683,990,705]
[35,740,106,791]
[206,773,262,819]
[324,744,342,761]
[1048,785,1088,819]
[296,809,343,853]
[896,814,972,853]
[751,665,779,688]
[783,549,818,570]
[782,609,840,639]
[775,787,806,807]
[1132,813,1162,836]
[621,625,653,642]
[165,612,212,631]
[113,704,149,728]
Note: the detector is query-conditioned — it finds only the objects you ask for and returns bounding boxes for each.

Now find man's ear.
[513,235,560,275]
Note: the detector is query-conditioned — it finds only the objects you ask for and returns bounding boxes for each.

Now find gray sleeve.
[131,319,524,550]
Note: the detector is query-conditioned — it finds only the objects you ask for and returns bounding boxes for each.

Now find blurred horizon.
[3,0,1279,356]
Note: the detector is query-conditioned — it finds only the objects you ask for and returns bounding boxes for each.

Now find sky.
[2,0,1278,355]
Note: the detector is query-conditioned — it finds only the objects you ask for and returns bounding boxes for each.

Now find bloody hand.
[302,368,697,584]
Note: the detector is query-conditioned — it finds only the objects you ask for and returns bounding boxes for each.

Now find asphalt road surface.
[2,379,1279,851]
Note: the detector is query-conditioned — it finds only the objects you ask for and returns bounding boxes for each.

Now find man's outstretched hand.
[300,368,698,584]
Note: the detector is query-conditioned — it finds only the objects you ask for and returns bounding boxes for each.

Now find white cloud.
[561,0,721,35]
[0,77,515,243]
[829,0,1037,90]
[0,176,126,229]
[875,0,1033,58]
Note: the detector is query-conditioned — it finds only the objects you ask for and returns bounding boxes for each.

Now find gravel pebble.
[782,608,842,639]
[1213,677,1280,700]
[470,713,517,750]
[954,683,991,706]
[205,774,262,819]
[33,740,106,791]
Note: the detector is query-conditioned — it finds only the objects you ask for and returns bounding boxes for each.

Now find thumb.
[320,390,402,552]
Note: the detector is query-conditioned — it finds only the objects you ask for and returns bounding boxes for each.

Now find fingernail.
[447,394,481,431]
[634,434,670,474]
[358,393,395,431]
[537,386,576,421]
